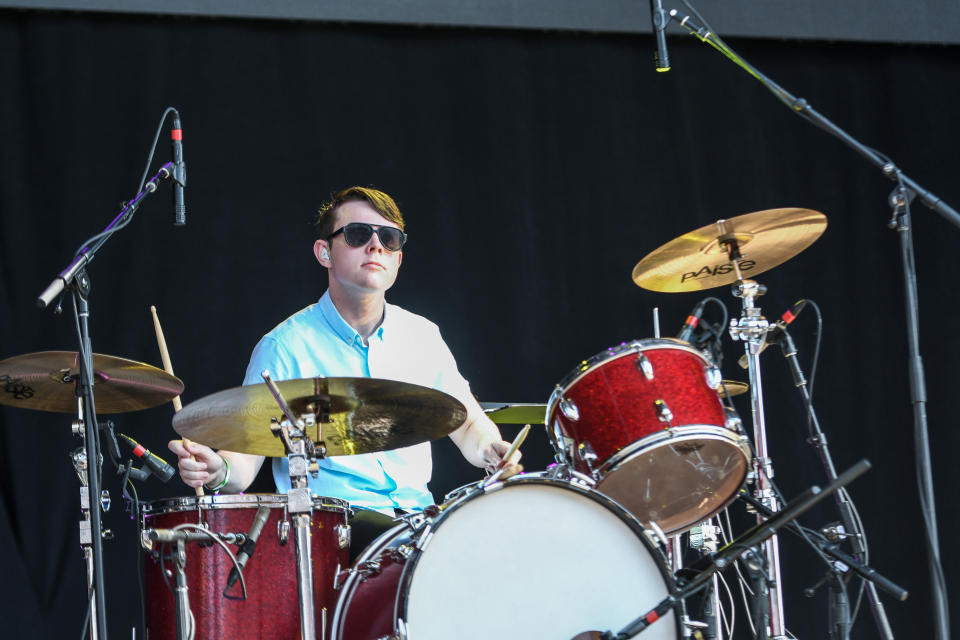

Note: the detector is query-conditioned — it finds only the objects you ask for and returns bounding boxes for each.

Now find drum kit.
[2,207,897,640]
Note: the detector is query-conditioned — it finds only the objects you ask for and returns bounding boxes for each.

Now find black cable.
[71,107,177,260]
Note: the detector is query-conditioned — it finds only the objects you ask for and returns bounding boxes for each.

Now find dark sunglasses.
[328,222,407,251]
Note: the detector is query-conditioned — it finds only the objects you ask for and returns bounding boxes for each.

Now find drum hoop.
[141,492,350,516]
[547,338,710,421]
[393,475,681,636]
[598,425,753,479]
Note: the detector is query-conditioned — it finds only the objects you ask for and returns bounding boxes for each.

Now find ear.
[314,239,331,267]
[397,250,403,267]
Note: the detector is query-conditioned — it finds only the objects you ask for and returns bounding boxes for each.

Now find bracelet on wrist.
[205,455,231,492]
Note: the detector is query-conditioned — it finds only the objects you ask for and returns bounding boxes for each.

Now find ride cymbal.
[172,377,467,457]
[480,402,547,425]
[632,208,827,292]
[0,351,184,413]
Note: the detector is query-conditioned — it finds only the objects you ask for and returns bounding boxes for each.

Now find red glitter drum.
[547,338,752,534]
[141,494,350,640]
[332,476,679,640]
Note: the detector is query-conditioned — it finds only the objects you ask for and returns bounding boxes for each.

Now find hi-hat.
[173,377,467,457]
[0,351,184,413]
[632,208,827,292]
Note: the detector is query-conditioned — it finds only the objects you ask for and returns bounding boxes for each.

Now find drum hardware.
[260,371,322,640]
[575,460,871,640]
[636,353,655,380]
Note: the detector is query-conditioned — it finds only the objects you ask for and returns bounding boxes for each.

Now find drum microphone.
[650,0,671,72]
[677,299,709,343]
[118,434,176,482]
[170,112,186,226]
[224,505,271,594]
[737,300,808,369]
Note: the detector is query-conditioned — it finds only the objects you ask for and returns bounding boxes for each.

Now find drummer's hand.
[483,439,523,481]
[168,439,224,489]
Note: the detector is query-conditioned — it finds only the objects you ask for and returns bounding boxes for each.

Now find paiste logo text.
[680,259,756,283]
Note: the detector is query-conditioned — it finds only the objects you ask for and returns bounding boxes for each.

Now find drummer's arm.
[169,440,265,493]
[448,399,522,473]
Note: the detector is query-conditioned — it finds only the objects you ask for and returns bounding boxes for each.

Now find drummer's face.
[315,200,403,296]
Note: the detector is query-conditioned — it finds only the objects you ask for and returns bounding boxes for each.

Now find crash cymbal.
[632,208,827,292]
[719,380,748,398]
[0,351,184,414]
[480,402,547,425]
[173,377,467,457]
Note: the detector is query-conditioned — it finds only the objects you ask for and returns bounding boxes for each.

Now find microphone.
[677,299,709,343]
[650,0,671,72]
[171,113,186,226]
[118,434,176,482]
[224,505,271,593]
[738,299,808,368]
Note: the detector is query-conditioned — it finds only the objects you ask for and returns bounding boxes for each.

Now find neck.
[328,287,386,341]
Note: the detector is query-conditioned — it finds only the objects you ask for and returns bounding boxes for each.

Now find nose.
[365,231,385,253]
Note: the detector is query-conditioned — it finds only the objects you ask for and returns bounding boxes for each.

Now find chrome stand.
[729,277,787,639]
[70,397,105,640]
[690,521,722,640]
[262,371,323,640]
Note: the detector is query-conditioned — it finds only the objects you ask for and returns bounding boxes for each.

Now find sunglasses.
[327,222,407,251]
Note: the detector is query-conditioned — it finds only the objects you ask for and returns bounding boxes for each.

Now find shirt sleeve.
[243,335,299,385]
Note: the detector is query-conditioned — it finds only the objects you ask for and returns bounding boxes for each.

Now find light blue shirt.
[243,291,473,514]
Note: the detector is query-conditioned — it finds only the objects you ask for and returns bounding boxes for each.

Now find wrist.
[204,454,231,492]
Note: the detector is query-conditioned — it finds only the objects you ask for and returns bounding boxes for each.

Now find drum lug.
[724,407,744,433]
[635,353,655,380]
[705,365,722,390]
[654,399,674,425]
[277,517,290,546]
[558,397,579,421]
[336,523,351,550]
[576,441,599,479]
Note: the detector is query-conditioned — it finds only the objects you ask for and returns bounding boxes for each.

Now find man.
[169,187,521,544]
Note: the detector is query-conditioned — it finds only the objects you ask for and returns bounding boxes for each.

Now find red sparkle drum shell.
[547,338,751,534]
[142,494,350,640]
[332,476,680,640]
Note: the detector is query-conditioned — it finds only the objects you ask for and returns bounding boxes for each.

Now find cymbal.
[719,380,748,398]
[480,402,547,425]
[173,377,467,457]
[0,351,184,414]
[632,208,827,292]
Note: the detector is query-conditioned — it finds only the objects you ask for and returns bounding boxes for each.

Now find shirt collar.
[318,290,387,345]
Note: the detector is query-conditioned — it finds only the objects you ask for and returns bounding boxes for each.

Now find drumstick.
[498,424,531,469]
[150,305,204,497]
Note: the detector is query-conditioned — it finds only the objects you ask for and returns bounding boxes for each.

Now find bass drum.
[332,476,679,640]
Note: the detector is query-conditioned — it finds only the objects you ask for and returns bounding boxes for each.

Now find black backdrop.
[1,9,958,639]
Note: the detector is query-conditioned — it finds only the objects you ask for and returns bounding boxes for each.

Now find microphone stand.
[36,164,174,640]
[584,460,873,640]
[665,8,952,638]
[777,329,897,638]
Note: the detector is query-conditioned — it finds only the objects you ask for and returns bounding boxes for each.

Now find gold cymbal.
[172,377,467,457]
[632,208,827,292]
[0,351,184,414]
[480,402,547,425]
[719,380,748,398]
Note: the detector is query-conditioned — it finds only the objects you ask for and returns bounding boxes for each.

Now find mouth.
[362,261,386,271]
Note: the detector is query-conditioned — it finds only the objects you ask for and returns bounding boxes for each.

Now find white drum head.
[402,479,677,640]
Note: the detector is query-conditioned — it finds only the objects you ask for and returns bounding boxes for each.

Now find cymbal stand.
[724,233,787,640]
[262,371,323,640]
[70,398,100,640]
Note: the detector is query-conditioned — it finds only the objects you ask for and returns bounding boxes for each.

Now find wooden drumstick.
[150,305,203,497]
[499,423,530,469]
